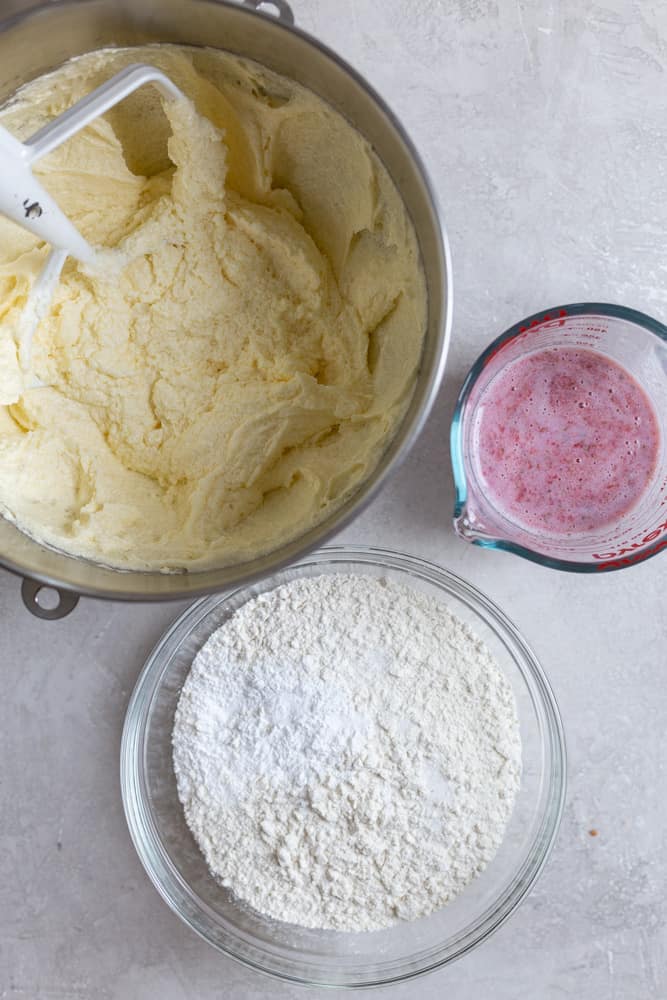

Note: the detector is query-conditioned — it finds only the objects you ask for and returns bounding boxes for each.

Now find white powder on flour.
[172,574,522,931]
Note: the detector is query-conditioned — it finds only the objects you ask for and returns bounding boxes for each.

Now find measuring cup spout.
[453,505,475,541]
[453,502,500,545]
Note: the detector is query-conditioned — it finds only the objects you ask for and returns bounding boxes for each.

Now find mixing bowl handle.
[21,577,79,620]
[242,0,295,26]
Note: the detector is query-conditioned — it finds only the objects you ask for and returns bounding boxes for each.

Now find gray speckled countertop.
[1,1,666,997]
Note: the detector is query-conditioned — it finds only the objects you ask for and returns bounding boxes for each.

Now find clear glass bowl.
[120,546,566,988]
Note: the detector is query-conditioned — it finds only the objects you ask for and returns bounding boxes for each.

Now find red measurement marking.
[593,527,667,570]
[482,309,568,368]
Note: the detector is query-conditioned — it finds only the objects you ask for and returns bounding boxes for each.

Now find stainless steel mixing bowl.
[0,0,452,617]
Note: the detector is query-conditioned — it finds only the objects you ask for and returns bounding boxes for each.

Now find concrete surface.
[1,0,666,997]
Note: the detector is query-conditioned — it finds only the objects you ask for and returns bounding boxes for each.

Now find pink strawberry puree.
[475,347,660,535]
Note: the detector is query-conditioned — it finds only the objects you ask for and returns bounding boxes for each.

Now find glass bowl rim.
[120,544,567,988]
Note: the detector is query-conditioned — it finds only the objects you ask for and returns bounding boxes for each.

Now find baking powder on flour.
[172,574,522,931]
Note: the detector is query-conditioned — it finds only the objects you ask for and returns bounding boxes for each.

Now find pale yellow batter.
[0,46,426,570]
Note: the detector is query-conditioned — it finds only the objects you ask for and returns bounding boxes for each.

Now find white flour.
[172,574,522,931]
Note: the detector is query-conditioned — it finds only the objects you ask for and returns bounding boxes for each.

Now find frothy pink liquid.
[475,347,660,535]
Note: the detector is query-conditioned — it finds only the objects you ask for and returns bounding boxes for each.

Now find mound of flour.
[172,574,521,931]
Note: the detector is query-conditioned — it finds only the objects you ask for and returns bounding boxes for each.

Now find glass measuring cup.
[451,303,667,572]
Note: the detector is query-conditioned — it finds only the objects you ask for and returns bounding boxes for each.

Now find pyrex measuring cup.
[451,303,667,572]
